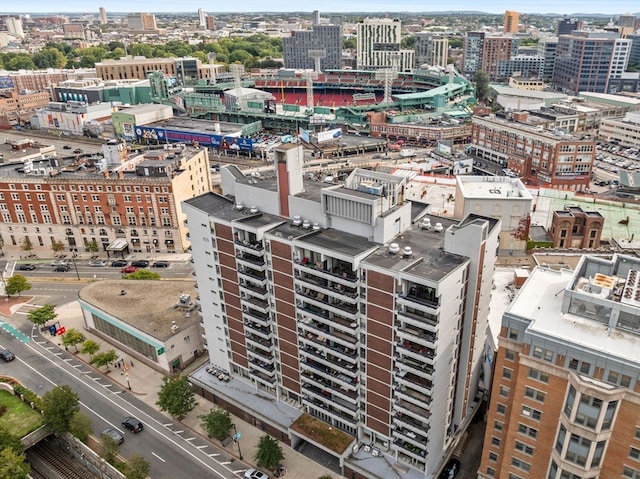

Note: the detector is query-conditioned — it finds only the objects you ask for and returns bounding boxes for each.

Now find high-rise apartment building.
[356,18,414,72]
[198,8,206,28]
[6,17,24,39]
[463,32,485,78]
[126,12,157,31]
[552,31,631,94]
[283,24,343,71]
[184,144,500,478]
[478,253,640,479]
[99,7,107,25]
[205,15,216,31]
[414,33,449,68]
[537,37,558,81]
[556,17,583,35]
[480,37,519,81]
[503,10,519,34]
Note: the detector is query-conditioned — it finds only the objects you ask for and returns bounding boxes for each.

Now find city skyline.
[4,1,639,15]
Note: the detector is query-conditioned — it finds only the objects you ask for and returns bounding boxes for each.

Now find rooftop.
[457,176,532,200]
[79,280,199,342]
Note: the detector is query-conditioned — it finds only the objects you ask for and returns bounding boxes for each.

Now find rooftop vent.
[302,219,311,229]
[402,246,413,257]
[312,222,320,231]
[420,218,432,230]
[433,223,444,233]
[292,215,302,227]
[249,206,259,214]
[388,243,400,255]
[235,202,244,211]
[170,321,179,334]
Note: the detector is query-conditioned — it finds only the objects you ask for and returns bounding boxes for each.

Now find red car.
[121,266,139,274]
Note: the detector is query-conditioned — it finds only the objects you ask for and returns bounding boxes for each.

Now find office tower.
[414,33,449,68]
[356,18,414,71]
[556,17,583,35]
[198,8,206,28]
[478,253,640,479]
[329,14,343,26]
[503,10,519,34]
[552,31,631,94]
[463,32,485,78]
[617,13,639,29]
[205,15,216,31]
[127,12,157,31]
[537,37,558,81]
[480,37,519,81]
[312,10,320,26]
[184,145,500,478]
[629,33,640,68]
[6,17,24,39]
[99,7,107,25]
[283,25,342,71]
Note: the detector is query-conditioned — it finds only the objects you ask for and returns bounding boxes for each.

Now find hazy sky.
[7,1,640,14]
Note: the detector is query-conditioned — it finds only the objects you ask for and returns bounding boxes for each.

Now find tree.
[254,435,285,471]
[51,240,65,256]
[42,385,80,434]
[0,235,5,255]
[5,275,31,298]
[123,269,161,280]
[199,408,233,441]
[62,328,86,352]
[156,375,197,419]
[0,448,30,479]
[68,411,92,443]
[474,70,490,104]
[81,339,100,359]
[85,239,99,253]
[100,434,120,465]
[91,350,118,371]
[318,476,334,479]
[19,237,33,256]
[27,303,57,327]
[125,455,151,479]
[0,424,24,455]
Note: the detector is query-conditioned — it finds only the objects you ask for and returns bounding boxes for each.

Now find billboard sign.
[298,128,310,143]
[136,126,253,151]
[317,128,343,144]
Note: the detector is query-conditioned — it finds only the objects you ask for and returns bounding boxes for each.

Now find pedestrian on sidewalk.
[130,360,134,367]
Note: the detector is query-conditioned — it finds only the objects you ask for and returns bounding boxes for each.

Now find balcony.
[392,425,428,449]
[295,262,359,287]
[396,308,437,333]
[301,360,359,393]
[298,319,357,349]
[249,356,276,376]
[245,333,274,351]
[393,438,427,459]
[299,336,358,362]
[296,277,360,304]
[241,296,271,314]
[396,341,435,365]
[394,385,432,409]
[236,252,267,271]
[300,346,358,374]
[250,367,276,385]
[239,281,268,299]
[395,370,433,397]
[244,321,272,339]
[396,292,440,314]
[396,327,436,349]
[298,310,359,337]
[234,239,265,255]
[243,308,271,326]
[393,398,431,425]
[302,382,359,415]
[246,345,273,361]
[396,357,433,381]
[305,398,359,425]
[237,266,267,283]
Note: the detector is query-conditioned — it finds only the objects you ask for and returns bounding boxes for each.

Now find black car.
[73,148,83,154]
[122,416,144,433]
[0,350,16,362]
[63,145,72,149]
[16,263,36,271]
[131,260,149,268]
[439,458,461,479]
[111,260,128,267]
[152,261,170,268]
[53,264,70,272]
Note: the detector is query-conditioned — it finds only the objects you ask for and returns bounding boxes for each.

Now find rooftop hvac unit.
[312,222,320,231]
[358,180,385,196]
[388,243,400,255]
[302,219,311,229]
[433,223,444,233]
[235,202,244,211]
[249,206,259,214]
[403,246,413,257]
[420,218,432,230]
[292,215,302,227]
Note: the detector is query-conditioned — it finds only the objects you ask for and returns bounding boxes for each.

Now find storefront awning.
[106,239,129,252]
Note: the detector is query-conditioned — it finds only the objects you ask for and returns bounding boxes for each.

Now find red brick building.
[549,206,604,249]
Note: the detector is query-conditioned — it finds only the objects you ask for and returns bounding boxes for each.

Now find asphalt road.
[0,316,245,479]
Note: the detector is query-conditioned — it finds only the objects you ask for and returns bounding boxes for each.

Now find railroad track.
[28,438,94,479]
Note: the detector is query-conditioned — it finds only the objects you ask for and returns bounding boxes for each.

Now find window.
[569,358,579,370]
[515,441,534,455]
[497,404,506,415]
[624,466,640,479]
[602,400,617,430]
[574,394,602,429]
[555,424,566,454]
[522,405,542,420]
[494,421,504,432]
[631,447,640,460]
[518,423,538,439]
[500,386,510,397]
[491,436,500,446]
[511,457,531,472]
[489,452,498,462]
[525,387,546,403]
[503,367,513,380]
[528,368,549,383]
[564,385,576,418]
[565,433,591,467]
[591,440,606,467]
[636,427,640,440]
[505,350,515,361]
[486,467,496,477]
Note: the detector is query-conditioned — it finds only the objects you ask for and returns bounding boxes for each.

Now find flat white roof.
[508,267,640,364]
[457,176,533,200]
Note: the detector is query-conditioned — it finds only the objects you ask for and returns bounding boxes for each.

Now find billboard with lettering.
[135,126,253,151]
[317,128,343,144]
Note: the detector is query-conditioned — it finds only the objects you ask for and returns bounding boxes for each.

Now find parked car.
[438,458,461,479]
[73,148,83,154]
[121,266,139,274]
[51,260,69,267]
[244,469,270,479]
[54,264,71,272]
[16,263,36,271]
[131,260,149,268]
[122,416,144,433]
[101,428,124,445]
[89,260,107,267]
[152,261,170,268]
[0,350,16,362]
[63,145,72,150]
[111,260,128,267]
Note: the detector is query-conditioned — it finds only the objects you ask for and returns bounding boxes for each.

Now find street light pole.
[232,424,243,460]
[71,253,80,280]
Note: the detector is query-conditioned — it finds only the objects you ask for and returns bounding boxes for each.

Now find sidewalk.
[31,299,343,479]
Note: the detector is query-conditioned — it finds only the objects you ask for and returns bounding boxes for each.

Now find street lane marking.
[196,445,207,449]
[186,437,195,441]
[174,429,184,434]
[151,452,166,463]
[208,454,220,457]
[220,461,232,465]
[163,423,173,427]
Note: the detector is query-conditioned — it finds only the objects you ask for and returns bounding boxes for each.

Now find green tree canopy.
[80,339,100,359]
[51,240,65,255]
[100,434,120,465]
[32,48,67,69]
[124,455,151,479]
[199,408,234,441]
[42,385,80,434]
[27,303,57,327]
[254,435,285,470]
[68,411,92,444]
[156,375,197,419]
[474,70,490,104]
[5,275,31,298]
[19,237,33,254]
[62,328,86,352]
[0,448,30,479]
[0,424,25,455]
[85,239,99,253]
[90,350,118,370]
